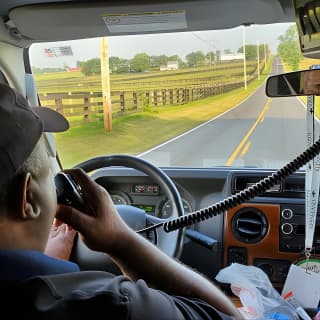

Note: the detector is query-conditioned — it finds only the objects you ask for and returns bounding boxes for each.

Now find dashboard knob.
[281,208,293,220]
[281,223,294,235]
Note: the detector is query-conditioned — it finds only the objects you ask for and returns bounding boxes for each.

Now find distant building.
[65,67,81,72]
[220,53,244,61]
[160,61,179,71]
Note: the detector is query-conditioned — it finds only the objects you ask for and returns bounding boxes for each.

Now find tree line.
[277,24,302,70]
[32,43,270,76]
[32,26,304,76]
[79,44,269,76]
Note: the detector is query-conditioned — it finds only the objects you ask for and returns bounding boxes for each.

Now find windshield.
[29,23,315,169]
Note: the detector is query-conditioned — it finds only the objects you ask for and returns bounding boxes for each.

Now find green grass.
[35,61,258,93]
[55,59,271,168]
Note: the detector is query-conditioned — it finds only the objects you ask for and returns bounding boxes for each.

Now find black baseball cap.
[0,83,69,186]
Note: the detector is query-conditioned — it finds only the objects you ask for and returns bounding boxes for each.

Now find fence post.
[120,91,125,112]
[83,96,89,122]
[176,89,180,104]
[185,88,189,103]
[55,98,64,115]
[162,89,166,106]
[133,91,137,110]
[145,91,150,106]
[153,90,158,106]
[181,88,185,104]
[169,89,173,105]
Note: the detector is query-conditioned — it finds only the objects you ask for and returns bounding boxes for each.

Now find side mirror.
[266,69,320,97]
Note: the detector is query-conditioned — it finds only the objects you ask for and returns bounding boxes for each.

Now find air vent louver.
[232,208,268,244]
[283,178,305,193]
[233,176,281,194]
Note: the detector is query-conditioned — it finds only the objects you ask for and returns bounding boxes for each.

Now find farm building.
[160,61,179,71]
[220,53,244,61]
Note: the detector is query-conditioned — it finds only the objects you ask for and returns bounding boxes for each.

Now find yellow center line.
[240,141,252,158]
[225,98,271,166]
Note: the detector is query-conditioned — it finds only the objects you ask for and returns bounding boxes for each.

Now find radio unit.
[279,204,320,253]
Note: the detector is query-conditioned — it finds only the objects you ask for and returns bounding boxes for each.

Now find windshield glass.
[29,22,314,169]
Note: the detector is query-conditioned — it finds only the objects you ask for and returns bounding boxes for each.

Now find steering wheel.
[70,154,185,272]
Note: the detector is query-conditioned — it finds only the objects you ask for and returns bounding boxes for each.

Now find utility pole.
[257,41,260,80]
[100,37,112,132]
[243,26,247,90]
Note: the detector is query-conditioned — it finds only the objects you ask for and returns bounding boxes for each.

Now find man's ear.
[17,172,41,220]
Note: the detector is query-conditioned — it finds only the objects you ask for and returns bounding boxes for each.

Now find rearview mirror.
[266,69,320,97]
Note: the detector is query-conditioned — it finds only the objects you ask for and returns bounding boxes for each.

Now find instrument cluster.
[109,183,193,218]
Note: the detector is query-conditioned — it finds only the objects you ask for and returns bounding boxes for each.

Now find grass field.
[53,59,271,168]
[35,60,258,93]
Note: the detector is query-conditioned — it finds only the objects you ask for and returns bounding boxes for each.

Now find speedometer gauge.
[159,199,192,219]
[110,192,131,205]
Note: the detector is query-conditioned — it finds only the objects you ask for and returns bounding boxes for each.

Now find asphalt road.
[139,59,312,169]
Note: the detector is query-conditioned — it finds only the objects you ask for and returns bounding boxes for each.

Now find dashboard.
[91,166,318,288]
[108,182,193,219]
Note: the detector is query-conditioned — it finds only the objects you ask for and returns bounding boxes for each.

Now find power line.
[191,32,216,52]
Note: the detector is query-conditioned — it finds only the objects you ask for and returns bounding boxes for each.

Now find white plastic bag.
[215,263,299,319]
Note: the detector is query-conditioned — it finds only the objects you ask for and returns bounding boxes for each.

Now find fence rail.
[38,64,265,122]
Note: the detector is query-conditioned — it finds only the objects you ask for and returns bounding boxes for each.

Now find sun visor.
[7,0,290,42]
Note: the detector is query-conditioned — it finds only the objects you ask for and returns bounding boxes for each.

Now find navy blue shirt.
[0,249,79,282]
[0,249,234,319]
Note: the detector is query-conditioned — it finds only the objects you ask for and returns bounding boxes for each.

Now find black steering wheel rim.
[74,154,185,259]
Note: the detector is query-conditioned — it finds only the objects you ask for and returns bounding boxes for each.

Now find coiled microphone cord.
[137,138,320,234]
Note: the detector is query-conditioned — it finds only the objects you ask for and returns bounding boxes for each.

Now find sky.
[30,23,294,68]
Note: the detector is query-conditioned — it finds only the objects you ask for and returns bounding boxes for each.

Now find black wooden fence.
[38,65,264,122]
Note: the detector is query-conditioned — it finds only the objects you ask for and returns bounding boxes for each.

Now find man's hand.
[45,219,76,260]
[55,169,240,318]
[55,169,131,255]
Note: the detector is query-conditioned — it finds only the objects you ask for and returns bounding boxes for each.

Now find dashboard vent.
[233,176,281,195]
[232,175,306,198]
[283,178,305,194]
[231,208,268,244]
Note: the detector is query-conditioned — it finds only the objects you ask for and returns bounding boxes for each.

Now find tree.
[277,25,302,70]
[117,58,130,73]
[80,58,101,76]
[258,44,269,59]
[206,51,215,65]
[130,53,150,72]
[238,44,270,61]
[109,56,130,73]
[238,45,258,60]
[215,50,221,62]
[224,48,232,54]
[149,55,168,69]
[31,67,64,74]
[168,54,185,68]
[185,51,205,67]
[109,56,121,73]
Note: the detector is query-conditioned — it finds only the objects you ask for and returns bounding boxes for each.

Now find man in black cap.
[0,83,240,319]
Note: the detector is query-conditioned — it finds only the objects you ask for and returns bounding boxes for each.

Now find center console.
[279,204,320,253]
[224,203,302,287]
